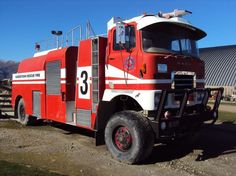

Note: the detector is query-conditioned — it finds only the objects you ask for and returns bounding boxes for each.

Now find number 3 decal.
[78,67,90,99]
[80,71,88,95]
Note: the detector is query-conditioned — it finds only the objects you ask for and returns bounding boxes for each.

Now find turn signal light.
[141,63,146,74]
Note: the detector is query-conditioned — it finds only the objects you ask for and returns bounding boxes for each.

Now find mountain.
[0,59,19,80]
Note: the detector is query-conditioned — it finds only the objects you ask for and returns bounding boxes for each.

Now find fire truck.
[11,10,223,164]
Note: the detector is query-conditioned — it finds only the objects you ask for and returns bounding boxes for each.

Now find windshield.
[141,23,200,58]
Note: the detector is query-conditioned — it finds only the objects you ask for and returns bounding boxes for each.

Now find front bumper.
[149,88,224,140]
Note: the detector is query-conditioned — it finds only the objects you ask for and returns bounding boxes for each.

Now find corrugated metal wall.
[200,45,236,87]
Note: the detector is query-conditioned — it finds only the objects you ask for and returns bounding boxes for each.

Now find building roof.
[200,45,236,86]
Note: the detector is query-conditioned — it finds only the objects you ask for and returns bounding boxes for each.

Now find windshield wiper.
[164,52,182,59]
[164,52,194,59]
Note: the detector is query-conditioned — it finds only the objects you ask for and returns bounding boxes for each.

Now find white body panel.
[103,89,161,111]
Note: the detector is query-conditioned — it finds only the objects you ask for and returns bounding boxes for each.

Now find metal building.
[200,45,236,96]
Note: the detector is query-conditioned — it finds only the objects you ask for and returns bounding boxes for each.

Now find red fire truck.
[11,10,223,164]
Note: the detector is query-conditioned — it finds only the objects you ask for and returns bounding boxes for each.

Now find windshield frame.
[141,22,202,58]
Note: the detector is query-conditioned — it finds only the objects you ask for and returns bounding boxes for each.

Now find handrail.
[34,22,107,53]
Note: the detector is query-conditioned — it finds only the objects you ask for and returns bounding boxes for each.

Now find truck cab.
[103,11,210,120]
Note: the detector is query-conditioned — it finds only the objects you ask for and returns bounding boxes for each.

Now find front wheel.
[105,111,154,164]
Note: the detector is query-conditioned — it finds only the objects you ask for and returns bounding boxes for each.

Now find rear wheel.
[105,110,154,164]
[17,99,33,125]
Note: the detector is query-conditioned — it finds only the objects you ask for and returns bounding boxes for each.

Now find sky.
[0,0,236,61]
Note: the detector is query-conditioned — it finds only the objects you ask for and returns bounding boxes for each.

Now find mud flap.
[95,130,105,146]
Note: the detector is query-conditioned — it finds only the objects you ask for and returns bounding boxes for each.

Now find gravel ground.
[0,117,236,176]
[218,104,236,113]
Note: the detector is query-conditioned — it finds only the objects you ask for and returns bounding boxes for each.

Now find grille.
[174,74,194,89]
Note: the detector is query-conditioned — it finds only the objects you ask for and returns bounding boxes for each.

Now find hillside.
[0,60,19,80]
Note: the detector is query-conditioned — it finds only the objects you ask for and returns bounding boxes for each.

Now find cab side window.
[113,26,136,50]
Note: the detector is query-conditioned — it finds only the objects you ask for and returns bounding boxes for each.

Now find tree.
[0,59,19,80]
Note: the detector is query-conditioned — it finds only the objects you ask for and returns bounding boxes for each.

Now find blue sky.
[0,0,236,61]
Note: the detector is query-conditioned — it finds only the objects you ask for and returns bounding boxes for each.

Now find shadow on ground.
[146,121,236,164]
[50,122,94,138]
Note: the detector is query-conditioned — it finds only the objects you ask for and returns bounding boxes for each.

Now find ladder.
[91,38,99,113]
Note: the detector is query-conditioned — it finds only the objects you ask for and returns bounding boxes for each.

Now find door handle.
[61,92,66,101]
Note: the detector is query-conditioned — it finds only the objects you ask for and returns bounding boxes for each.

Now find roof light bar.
[158,9,192,19]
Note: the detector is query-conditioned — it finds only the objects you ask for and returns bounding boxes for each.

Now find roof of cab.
[107,14,206,39]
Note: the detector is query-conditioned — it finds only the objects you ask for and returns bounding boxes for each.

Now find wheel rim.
[113,126,132,152]
[19,104,26,121]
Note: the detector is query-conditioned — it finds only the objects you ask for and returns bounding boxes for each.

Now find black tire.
[17,99,32,125]
[105,110,154,164]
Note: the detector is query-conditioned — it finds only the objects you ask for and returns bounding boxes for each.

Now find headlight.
[197,92,205,102]
[157,64,167,73]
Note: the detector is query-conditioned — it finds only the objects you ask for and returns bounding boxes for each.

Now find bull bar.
[149,87,224,140]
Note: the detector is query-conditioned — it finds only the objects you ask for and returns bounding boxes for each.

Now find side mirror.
[116,23,126,44]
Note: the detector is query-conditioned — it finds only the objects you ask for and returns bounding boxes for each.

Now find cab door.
[107,25,139,88]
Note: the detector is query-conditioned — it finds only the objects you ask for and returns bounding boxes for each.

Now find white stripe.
[13,71,45,81]
[12,81,46,84]
[106,79,172,84]
[13,68,67,81]
[13,80,67,84]
[12,79,204,85]
[106,79,205,85]
[61,68,66,79]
